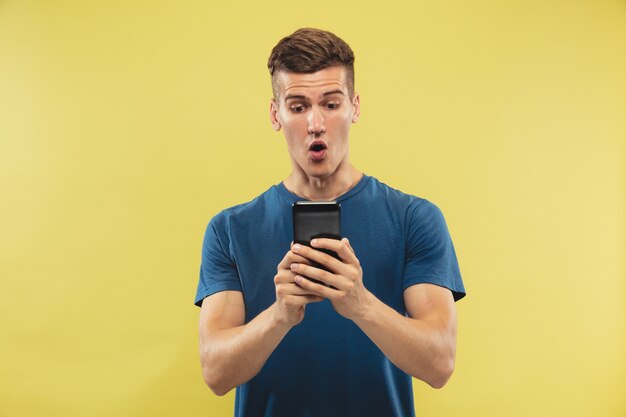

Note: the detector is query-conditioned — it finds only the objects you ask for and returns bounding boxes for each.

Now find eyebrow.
[284,90,345,102]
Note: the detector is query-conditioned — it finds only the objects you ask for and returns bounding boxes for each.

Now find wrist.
[269,302,295,331]
[353,289,379,324]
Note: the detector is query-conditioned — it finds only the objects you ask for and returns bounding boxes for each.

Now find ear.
[270,98,281,131]
[351,93,361,123]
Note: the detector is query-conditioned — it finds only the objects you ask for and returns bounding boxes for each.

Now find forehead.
[276,66,348,100]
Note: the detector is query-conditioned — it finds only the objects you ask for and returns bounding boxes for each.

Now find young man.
[195,28,466,417]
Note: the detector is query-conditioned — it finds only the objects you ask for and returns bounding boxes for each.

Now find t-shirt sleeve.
[194,214,242,307]
[403,199,466,301]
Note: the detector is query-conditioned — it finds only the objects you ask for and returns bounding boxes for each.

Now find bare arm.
[198,248,323,396]
[352,283,457,388]
[198,291,290,396]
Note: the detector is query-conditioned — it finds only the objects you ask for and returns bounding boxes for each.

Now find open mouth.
[308,141,327,152]
[308,141,328,161]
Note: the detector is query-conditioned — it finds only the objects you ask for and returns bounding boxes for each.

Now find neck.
[283,163,363,201]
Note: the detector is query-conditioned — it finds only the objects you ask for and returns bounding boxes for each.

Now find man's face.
[270,66,360,180]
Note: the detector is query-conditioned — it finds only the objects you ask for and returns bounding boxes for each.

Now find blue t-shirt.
[195,174,465,417]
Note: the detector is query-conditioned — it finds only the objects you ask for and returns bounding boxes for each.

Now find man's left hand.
[289,238,374,321]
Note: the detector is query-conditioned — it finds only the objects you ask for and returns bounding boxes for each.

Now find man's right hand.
[273,244,325,327]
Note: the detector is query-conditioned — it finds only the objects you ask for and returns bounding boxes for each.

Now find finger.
[274,268,313,286]
[286,252,312,267]
[294,275,335,299]
[290,263,345,291]
[343,237,355,254]
[291,243,344,273]
[278,251,311,269]
[306,295,324,304]
[310,238,358,264]
[305,295,325,303]
[277,282,324,296]
[291,294,325,304]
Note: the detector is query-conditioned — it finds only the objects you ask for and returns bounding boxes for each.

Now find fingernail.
[290,263,297,270]
[293,244,302,251]
[311,239,318,245]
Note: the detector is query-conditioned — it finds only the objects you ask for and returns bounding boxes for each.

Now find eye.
[326,103,339,110]
[290,105,306,113]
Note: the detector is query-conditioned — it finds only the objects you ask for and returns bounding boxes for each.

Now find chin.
[293,155,342,179]
[305,163,336,178]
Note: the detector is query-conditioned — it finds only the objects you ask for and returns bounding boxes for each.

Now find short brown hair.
[268,28,355,100]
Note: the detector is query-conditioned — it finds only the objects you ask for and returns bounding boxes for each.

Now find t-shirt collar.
[275,173,370,204]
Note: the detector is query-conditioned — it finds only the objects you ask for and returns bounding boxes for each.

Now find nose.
[307,107,325,135]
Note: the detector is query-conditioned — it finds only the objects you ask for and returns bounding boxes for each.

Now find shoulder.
[364,175,435,214]
[207,185,278,234]
[363,176,450,233]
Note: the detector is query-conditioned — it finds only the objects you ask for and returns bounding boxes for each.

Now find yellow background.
[1,1,624,416]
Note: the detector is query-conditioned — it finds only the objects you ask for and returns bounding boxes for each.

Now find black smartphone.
[292,201,341,286]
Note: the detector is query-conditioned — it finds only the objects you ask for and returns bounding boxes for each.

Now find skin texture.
[198,66,459,396]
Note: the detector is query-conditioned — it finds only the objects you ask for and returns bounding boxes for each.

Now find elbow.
[209,385,232,397]
[427,356,455,389]
[202,364,233,397]
[206,380,231,397]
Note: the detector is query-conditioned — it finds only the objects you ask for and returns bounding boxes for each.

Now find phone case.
[292,201,341,286]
